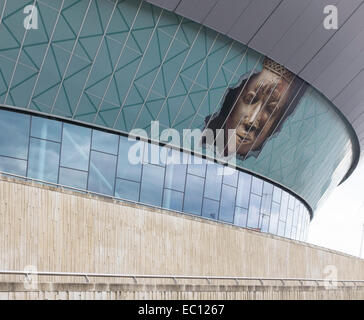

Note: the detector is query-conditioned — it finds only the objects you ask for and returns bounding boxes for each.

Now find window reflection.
[59,167,87,190]
[204,162,222,200]
[143,142,166,166]
[234,207,248,227]
[291,227,297,240]
[140,164,165,207]
[288,195,295,210]
[117,137,142,182]
[272,186,282,203]
[164,163,187,192]
[236,172,251,208]
[269,202,280,234]
[0,109,30,159]
[92,130,119,155]
[278,221,286,237]
[184,174,204,215]
[0,156,27,176]
[187,155,206,177]
[223,166,238,187]
[61,123,91,171]
[219,184,236,223]
[251,177,263,195]
[285,210,293,238]
[115,178,140,202]
[88,151,117,195]
[202,198,219,220]
[28,138,60,183]
[163,189,183,211]
[279,191,289,222]
[260,215,270,233]
[31,117,62,142]
[261,182,273,215]
[247,193,261,229]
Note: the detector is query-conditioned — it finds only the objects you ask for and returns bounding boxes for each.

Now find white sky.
[307,161,364,258]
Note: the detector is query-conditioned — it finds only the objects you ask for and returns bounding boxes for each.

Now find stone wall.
[0,176,363,283]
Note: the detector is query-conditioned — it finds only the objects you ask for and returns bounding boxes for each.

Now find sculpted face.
[225,69,291,157]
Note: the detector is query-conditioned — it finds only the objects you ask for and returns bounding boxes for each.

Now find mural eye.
[244,91,258,104]
[267,102,278,113]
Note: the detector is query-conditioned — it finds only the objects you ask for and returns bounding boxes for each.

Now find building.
[0,0,363,299]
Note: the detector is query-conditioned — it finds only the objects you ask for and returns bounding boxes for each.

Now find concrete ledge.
[1,282,364,292]
[1,282,364,300]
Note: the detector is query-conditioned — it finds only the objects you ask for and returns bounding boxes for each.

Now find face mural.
[203,58,307,158]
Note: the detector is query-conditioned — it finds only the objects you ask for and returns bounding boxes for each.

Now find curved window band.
[0,108,310,241]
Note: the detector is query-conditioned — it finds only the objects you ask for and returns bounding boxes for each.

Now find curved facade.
[0,0,360,240]
[0,108,310,241]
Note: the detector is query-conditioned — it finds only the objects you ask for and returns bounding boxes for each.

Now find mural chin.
[204,57,306,159]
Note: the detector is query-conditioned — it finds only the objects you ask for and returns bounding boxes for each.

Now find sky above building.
[308,161,364,258]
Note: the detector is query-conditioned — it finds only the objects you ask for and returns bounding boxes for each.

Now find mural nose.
[247,102,262,125]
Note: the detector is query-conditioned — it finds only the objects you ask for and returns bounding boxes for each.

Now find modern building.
[0,0,364,299]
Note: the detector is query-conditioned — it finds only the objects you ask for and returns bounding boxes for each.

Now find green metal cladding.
[0,0,357,211]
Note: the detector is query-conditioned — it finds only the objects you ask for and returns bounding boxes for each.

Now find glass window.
[293,204,300,228]
[261,182,273,215]
[187,154,206,177]
[291,227,297,240]
[285,210,294,238]
[236,172,251,208]
[279,191,289,222]
[140,164,165,207]
[223,166,238,187]
[285,222,292,239]
[0,109,30,159]
[202,198,219,220]
[272,186,282,203]
[59,167,87,190]
[295,199,301,210]
[219,184,236,223]
[115,178,140,202]
[260,215,270,233]
[27,138,60,183]
[251,177,263,195]
[204,162,222,200]
[234,207,248,227]
[269,202,280,234]
[143,142,166,166]
[0,156,27,176]
[164,147,186,166]
[164,163,186,192]
[88,151,117,195]
[31,116,62,142]
[278,221,286,237]
[163,189,183,212]
[183,174,204,215]
[247,193,261,229]
[288,195,295,210]
[92,130,119,155]
[117,137,142,182]
[297,210,303,240]
[304,215,310,240]
[61,123,91,171]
